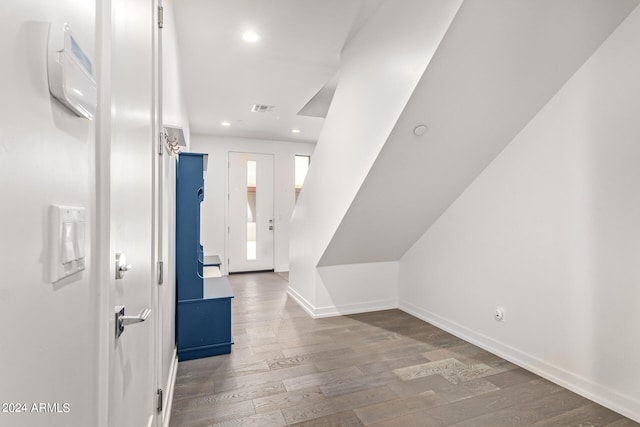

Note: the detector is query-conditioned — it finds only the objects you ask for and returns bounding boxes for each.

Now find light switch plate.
[49,205,86,283]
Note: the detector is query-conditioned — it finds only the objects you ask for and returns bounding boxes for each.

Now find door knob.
[115,306,151,338]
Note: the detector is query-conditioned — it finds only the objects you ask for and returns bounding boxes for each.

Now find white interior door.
[105,0,157,426]
[228,152,274,272]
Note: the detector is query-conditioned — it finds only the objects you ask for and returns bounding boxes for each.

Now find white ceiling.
[173,0,383,143]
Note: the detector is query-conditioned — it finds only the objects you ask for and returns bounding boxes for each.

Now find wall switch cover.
[49,205,86,283]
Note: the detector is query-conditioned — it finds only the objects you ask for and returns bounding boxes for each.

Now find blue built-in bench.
[176,152,233,361]
[177,276,234,361]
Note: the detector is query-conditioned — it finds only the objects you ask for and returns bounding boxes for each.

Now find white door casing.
[228,152,275,273]
[153,0,165,425]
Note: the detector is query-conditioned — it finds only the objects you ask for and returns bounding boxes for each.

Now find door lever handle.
[115,306,151,338]
[121,308,151,326]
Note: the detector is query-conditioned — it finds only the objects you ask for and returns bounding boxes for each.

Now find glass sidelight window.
[246,160,257,260]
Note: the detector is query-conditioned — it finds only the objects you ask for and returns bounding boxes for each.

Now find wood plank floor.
[169,272,638,427]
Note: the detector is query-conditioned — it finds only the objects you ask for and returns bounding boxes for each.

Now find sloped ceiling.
[319,0,640,266]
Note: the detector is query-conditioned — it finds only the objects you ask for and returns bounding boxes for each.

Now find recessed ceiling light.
[242,32,260,43]
[291,129,301,134]
[221,121,231,127]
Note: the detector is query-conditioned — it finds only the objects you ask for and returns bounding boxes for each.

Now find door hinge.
[158,6,164,29]
[158,132,164,156]
[157,261,164,285]
[157,388,163,412]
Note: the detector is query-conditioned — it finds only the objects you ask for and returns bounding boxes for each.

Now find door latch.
[115,253,133,280]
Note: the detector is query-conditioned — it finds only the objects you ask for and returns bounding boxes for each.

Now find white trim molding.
[162,348,179,427]
[399,300,640,423]
[288,286,396,319]
[287,286,316,318]
[312,299,397,318]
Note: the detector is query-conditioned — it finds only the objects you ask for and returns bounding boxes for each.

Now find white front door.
[102,0,158,426]
[228,152,275,272]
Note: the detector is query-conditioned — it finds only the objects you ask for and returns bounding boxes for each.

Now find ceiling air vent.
[251,104,275,113]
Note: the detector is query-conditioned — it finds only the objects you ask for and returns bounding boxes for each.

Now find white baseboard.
[399,300,640,423]
[287,286,396,319]
[313,299,397,318]
[162,348,179,427]
[287,286,316,318]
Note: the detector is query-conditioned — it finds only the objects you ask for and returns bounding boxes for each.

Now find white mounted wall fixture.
[47,23,97,119]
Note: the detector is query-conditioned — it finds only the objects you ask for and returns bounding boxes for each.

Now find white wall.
[290,262,399,318]
[190,135,314,274]
[162,0,190,149]
[288,0,462,315]
[399,4,640,422]
[0,2,97,426]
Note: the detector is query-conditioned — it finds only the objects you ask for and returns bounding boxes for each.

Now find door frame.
[95,1,113,425]
[225,150,276,274]
[152,0,164,425]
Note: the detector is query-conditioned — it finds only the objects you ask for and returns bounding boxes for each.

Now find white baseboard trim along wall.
[286,287,316,318]
[312,298,397,318]
[287,286,396,319]
[288,285,640,421]
[399,300,640,423]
